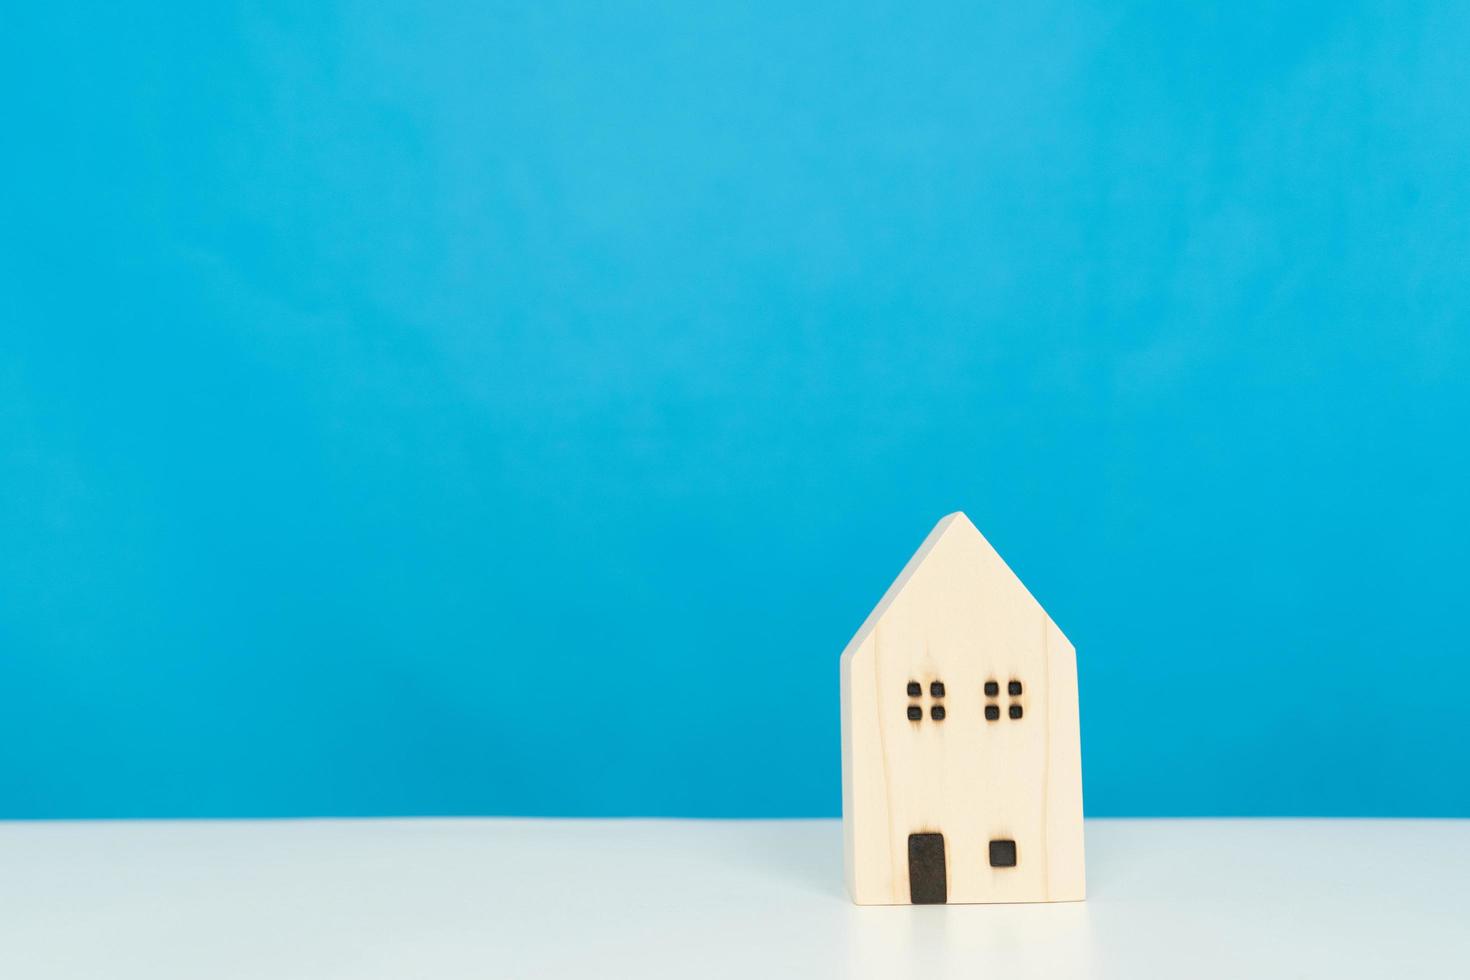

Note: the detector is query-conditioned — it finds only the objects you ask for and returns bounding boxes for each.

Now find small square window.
[907,681,922,697]
[984,681,999,697]
[984,705,1000,721]
[930,705,945,721]
[930,681,945,698]
[1009,704,1023,720]
[989,839,1017,868]
[907,705,923,721]
[1008,680,1023,696]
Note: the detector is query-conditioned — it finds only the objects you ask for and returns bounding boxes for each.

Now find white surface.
[2,818,1467,979]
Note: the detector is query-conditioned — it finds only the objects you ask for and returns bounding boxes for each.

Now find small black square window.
[930,681,945,698]
[984,705,1000,721]
[907,705,923,721]
[907,681,922,697]
[1008,680,1023,696]
[930,705,946,721]
[984,681,999,697]
[1009,704,1023,719]
[989,839,1017,868]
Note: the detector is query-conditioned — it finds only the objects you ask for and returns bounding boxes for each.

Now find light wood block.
[840,512,1085,905]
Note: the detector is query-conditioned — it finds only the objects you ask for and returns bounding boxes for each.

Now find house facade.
[840,512,1085,904]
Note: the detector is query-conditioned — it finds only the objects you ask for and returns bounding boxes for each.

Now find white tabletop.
[1,817,1466,979]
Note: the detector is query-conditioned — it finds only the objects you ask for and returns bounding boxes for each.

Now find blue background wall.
[4,2,1468,818]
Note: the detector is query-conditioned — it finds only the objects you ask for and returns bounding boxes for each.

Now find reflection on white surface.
[842,899,1096,979]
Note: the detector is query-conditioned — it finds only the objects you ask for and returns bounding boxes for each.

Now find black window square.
[1008,680,1023,696]
[984,680,999,697]
[907,705,923,721]
[907,681,922,697]
[984,705,1000,721]
[930,704,945,721]
[930,681,945,698]
[1009,704,1023,719]
[989,839,1017,868]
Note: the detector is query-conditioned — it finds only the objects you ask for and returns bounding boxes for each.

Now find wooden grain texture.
[840,513,1085,905]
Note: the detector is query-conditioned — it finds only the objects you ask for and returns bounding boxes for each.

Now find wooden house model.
[839,512,1085,904]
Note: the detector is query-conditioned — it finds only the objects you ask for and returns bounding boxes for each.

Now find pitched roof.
[839,511,1063,666]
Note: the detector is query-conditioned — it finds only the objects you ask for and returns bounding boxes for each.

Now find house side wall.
[1044,618,1086,900]
[840,649,856,901]
[841,636,892,904]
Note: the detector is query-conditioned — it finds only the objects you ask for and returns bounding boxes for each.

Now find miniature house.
[840,512,1085,905]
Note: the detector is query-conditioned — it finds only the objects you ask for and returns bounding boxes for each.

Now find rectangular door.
[907,832,947,904]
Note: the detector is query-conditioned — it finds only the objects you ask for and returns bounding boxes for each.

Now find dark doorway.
[907,832,947,904]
